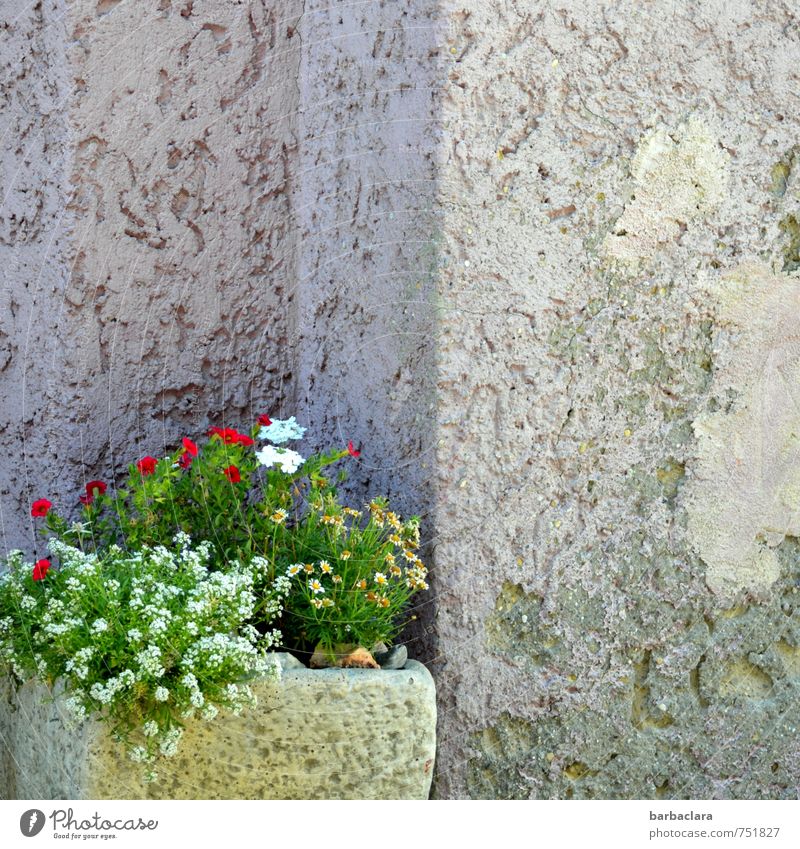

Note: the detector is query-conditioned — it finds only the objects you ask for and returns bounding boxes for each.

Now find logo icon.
[19,809,46,837]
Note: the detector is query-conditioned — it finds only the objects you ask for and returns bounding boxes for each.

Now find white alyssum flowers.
[0,537,289,783]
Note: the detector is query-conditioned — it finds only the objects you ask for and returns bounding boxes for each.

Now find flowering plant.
[279,495,427,653]
[28,416,428,657]
[40,418,345,574]
[0,535,286,782]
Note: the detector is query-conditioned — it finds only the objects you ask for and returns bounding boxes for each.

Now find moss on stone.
[779,214,800,272]
[770,146,799,198]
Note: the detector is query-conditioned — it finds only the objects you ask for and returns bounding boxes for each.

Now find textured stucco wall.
[292,0,442,531]
[433,0,800,799]
[0,0,73,556]
[1,0,300,552]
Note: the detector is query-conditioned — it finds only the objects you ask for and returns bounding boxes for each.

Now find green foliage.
[44,429,346,573]
[29,419,428,653]
[278,495,428,651]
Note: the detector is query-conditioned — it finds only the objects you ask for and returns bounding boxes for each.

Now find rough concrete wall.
[292,0,442,535]
[0,0,74,555]
[433,0,800,799]
[1,0,300,553]
[60,0,301,492]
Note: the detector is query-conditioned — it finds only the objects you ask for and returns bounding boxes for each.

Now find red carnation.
[258,414,272,427]
[235,432,254,447]
[178,452,194,470]
[347,440,361,458]
[31,498,52,518]
[32,559,51,581]
[182,437,198,456]
[136,456,158,476]
[80,480,107,506]
[223,465,241,483]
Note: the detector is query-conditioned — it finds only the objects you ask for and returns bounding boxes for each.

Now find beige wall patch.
[687,264,800,600]
[604,116,729,263]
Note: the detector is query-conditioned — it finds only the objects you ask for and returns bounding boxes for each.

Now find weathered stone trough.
[0,654,436,800]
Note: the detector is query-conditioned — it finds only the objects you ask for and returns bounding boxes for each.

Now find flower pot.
[0,654,436,800]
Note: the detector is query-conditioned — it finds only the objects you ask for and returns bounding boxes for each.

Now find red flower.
[32,559,51,581]
[210,427,254,447]
[136,456,157,476]
[31,498,52,518]
[223,465,241,483]
[347,440,361,458]
[178,452,194,470]
[182,437,199,456]
[86,480,107,496]
[80,480,107,506]
[257,414,272,427]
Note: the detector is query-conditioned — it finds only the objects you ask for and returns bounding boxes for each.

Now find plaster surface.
[687,264,800,600]
[291,0,442,529]
[0,0,74,556]
[433,0,800,799]
[1,0,301,552]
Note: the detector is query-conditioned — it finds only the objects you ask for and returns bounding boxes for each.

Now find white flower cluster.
[89,669,135,705]
[159,727,183,757]
[65,646,94,680]
[183,632,259,674]
[48,540,99,577]
[63,695,88,723]
[136,645,166,679]
[257,416,306,444]
[255,444,305,474]
[1,537,288,782]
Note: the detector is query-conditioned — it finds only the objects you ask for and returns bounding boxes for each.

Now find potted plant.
[0,417,435,800]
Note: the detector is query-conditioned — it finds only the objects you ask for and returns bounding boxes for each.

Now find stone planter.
[0,654,436,800]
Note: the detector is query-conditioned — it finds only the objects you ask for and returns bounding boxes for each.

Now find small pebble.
[375,644,408,670]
